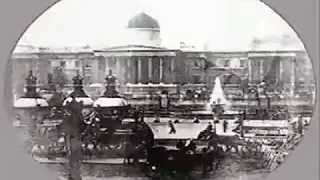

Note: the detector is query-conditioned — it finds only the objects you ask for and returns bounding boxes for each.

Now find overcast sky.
[18,0,299,51]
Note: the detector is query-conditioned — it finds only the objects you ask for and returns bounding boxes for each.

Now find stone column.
[137,57,142,83]
[159,57,163,82]
[259,59,264,82]
[148,57,152,83]
[248,58,252,83]
[123,57,129,84]
[116,57,122,85]
[105,57,110,77]
[171,57,175,71]
[170,57,175,83]
[279,59,283,82]
[128,57,136,84]
[80,58,86,84]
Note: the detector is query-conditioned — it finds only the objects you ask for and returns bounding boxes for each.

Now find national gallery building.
[9,12,313,97]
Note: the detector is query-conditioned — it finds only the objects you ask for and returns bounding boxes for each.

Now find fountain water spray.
[206,77,231,111]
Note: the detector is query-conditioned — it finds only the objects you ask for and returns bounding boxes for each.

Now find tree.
[52,67,68,88]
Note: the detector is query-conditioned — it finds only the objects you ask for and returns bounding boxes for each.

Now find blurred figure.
[185,139,196,152]
[223,120,228,133]
[206,122,213,132]
[168,120,176,134]
[173,115,180,123]
[201,147,212,175]
[193,115,200,123]
[176,140,186,151]
[297,115,304,135]
[154,115,160,123]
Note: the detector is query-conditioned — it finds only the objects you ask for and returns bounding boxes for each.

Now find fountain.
[207,76,230,109]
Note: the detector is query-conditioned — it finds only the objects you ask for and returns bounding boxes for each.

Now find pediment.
[96,45,170,52]
[94,45,176,57]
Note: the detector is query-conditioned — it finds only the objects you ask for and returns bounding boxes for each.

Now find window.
[240,60,245,67]
[75,60,80,68]
[60,61,66,67]
[224,60,230,67]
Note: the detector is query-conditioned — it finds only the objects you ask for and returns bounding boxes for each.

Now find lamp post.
[61,71,94,180]
[93,71,129,145]
[63,97,84,180]
[13,70,49,145]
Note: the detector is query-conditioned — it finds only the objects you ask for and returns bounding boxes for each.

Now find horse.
[116,122,154,165]
[116,140,148,165]
[197,130,215,141]
[200,146,223,175]
[145,145,198,180]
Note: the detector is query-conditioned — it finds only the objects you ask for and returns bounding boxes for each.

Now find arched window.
[224,59,230,67]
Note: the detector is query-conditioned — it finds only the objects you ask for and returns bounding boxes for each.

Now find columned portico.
[94,47,176,85]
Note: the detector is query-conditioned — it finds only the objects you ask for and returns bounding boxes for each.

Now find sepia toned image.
[7,0,315,179]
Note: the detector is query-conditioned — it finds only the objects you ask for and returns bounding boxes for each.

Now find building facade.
[10,13,313,97]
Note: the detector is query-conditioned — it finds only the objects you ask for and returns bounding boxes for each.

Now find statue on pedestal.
[47,73,56,91]
[70,71,88,98]
[105,69,116,85]
[24,70,40,98]
[26,70,37,85]
[103,70,119,98]
[73,70,84,87]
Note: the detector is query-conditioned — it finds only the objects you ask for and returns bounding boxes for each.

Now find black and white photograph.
[8,0,316,179]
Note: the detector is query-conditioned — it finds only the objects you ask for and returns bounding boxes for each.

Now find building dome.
[127,12,160,29]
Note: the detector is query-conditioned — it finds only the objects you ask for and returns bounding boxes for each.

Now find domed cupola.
[127,12,160,30]
[126,12,162,47]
